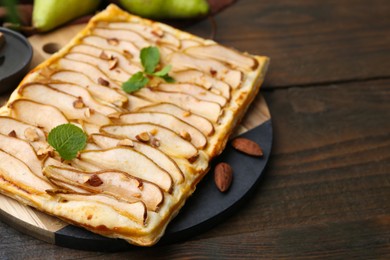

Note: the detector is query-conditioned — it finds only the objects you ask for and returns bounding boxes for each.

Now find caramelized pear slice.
[119,112,207,149]
[0,116,46,142]
[58,59,120,88]
[54,192,147,225]
[50,70,127,107]
[80,147,173,192]
[91,134,184,183]
[157,83,227,106]
[172,69,230,99]
[0,149,53,193]
[92,28,149,49]
[125,94,152,111]
[0,133,46,181]
[44,166,163,211]
[9,99,68,131]
[48,83,119,115]
[101,123,198,161]
[185,44,258,71]
[135,88,221,122]
[138,103,214,136]
[18,83,111,126]
[168,52,242,88]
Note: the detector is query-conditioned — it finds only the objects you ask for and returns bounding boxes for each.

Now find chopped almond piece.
[107,37,119,46]
[24,127,39,142]
[8,130,17,138]
[73,98,85,109]
[136,132,150,142]
[117,138,134,147]
[98,77,110,86]
[109,57,119,70]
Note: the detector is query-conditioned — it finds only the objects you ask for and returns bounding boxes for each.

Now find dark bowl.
[0,27,33,94]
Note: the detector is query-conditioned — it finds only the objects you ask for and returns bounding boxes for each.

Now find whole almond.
[214,162,233,192]
[232,138,263,157]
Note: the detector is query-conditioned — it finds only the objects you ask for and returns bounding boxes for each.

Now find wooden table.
[1,0,389,258]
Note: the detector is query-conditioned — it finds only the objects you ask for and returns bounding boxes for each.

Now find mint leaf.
[153,65,171,77]
[122,72,149,93]
[47,124,87,160]
[141,46,160,74]
[160,74,175,83]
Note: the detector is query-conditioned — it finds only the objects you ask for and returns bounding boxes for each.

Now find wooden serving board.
[0,24,272,250]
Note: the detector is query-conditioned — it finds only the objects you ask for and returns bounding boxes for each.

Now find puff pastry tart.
[0,4,269,246]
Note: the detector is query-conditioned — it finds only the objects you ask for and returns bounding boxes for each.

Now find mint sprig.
[122,46,174,94]
[47,123,87,160]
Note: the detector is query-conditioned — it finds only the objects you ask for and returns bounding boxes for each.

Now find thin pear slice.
[19,83,111,126]
[185,44,258,71]
[70,44,142,74]
[138,103,214,136]
[135,88,222,122]
[80,147,173,192]
[168,52,242,88]
[125,94,152,111]
[9,99,68,131]
[171,69,231,99]
[65,53,131,82]
[82,35,140,61]
[0,149,53,193]
[48,83,119,116]
[0,116,46,142]
[0,133,47,181]
[91,134,184,183]
[58,59,120,88]
[92,28,149,49]
[54,192,147,225]
[180,39,202,49]
[157,83,227,106]
[50,70,127,107]
[119,112,207,149]
[97,22,180,48]
[44,166,163,211]
[101,123,198,161]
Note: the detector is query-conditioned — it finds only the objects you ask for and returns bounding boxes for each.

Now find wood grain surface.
[1,0,389,258]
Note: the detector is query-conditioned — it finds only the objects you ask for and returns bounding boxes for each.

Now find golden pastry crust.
[0,4,269,246]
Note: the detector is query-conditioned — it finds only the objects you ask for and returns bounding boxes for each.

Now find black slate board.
[55,120,273,251]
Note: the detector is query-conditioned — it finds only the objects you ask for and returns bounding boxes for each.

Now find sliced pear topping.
[119,112,207,149]
[97,22,180,48]
[82,35,140,61]
[168,52,242,88]
[79,147,173,192]
[48,83,119,116]
[185,44,258,71]
[138,103,214,136]
[0,149,53,193]
[172,69,231,99]
[92,134,184,183]
[50,71,127,107]
[101,123,198,161]
[44,166,163,211]
[0,116,46,142]
[9,99,68,131]
[18,83,111,126]
[58,59,120,89]
[157,83,227,107]
[92,28,149,49]
[180,39,202,49]
[53,192,147,225]
[135,88,222,122]
[125,94,152,111]
[65,53,131,82]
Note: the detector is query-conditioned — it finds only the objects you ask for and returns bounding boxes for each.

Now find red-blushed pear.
[0,149,53,193]
[91,133,184,183]
[119,112,207,149]
[100,123,198,161]
[138,103,214,136]
[50,70,127,107]
[79,147,173,192]
[52,192,147,225]
[184,44,258,71]
[9,99,68,131]
[48,83,119,116]
[135,88,222,122]
[43,166,164,211]
[18,83,111,126]
[171,69,231,99]
[157,83,227,106]
[168,52,242,88]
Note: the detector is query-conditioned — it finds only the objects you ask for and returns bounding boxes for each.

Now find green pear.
[119,0,209,19]
[32,0,100,32]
